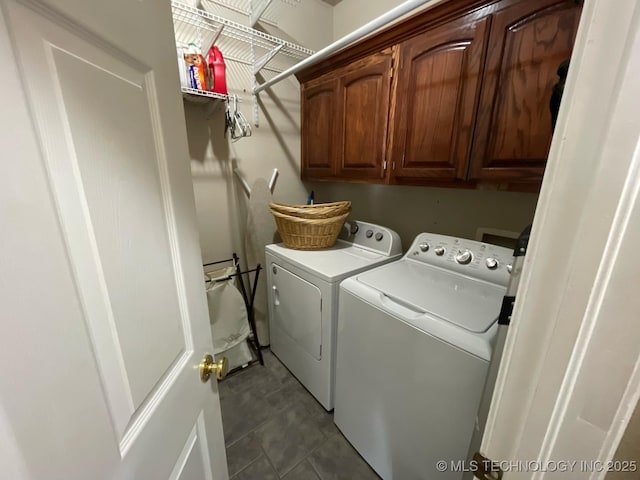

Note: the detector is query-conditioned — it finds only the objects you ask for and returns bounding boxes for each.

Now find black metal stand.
[203,253,264,375]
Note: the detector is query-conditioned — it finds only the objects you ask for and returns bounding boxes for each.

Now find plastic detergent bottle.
[207,46,228,95]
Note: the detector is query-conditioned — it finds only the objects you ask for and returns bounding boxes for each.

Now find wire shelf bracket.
[206,24,225,52]
[253,43,283,74]
[249,0,274,27]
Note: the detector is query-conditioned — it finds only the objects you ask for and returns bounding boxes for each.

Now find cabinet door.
[468,0,582,182]
[301,78,339,180]
[336,52,393,181]
[391,18,489,183]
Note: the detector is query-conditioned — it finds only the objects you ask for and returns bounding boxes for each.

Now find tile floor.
[218,350,381,480]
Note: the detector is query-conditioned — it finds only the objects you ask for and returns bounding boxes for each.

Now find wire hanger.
[225,95,252,140]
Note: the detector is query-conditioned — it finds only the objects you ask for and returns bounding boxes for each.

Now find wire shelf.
[172,0,311,124]
[172,1,313,64]
[181,87,228,103]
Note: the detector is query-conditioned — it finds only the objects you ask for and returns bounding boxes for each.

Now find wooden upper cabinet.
[468,0,582,182]
[391,18,489,183]
[336,52,393,181]
[301,78,339,179]
[301,52,393,182]
[297,0,583,190]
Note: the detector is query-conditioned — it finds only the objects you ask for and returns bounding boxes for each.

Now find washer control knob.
[419,242,429,252]
[485,258,499,270]
[455,249,473,265]
[434,247,446,256]
[365,230,373,238]
[349,223,359,235]
[507,264,513,274]
[375,232,384,242]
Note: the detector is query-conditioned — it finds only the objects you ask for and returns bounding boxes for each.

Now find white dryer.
[266,221,402,410]
[334,233,513,480]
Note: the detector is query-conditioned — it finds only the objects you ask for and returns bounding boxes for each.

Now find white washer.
[266,221,402,411]
[334,233,513,480]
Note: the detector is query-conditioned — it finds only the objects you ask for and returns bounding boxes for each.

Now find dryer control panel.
[407,233,513,286]
[338,221,402,257]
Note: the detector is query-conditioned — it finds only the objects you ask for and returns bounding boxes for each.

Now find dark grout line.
[260,444,281,479]
[224,413,270,450]
[307,456,324,480]
[301,436,332,480]
[281,430,341,480]
[224,382,299,449]
[229,452,265,480]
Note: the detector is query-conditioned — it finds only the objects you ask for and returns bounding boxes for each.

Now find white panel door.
[0,0,228,479]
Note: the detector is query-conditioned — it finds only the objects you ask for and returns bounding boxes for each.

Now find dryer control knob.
[485,258,499,270]
[419,242,429,252]
[455,249,473,265]
[375,232,384,241]
[366,230,373,238]
[434,247,446,256]
[507,264,513,274]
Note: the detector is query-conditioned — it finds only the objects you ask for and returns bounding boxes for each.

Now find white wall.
[333,0,446,39]
[308,183,538,248]
[186,0,334,263]
[334,0,413,38]
[322,0,540,248]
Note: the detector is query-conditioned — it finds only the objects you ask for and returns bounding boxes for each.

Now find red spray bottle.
[207,46,228,95]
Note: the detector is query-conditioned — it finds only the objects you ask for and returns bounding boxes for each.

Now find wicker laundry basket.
[269,201,351,219]
[269,201,351,250]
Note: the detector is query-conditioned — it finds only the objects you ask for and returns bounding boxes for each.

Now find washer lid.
[266,241,399,282]
[356,259,506,333]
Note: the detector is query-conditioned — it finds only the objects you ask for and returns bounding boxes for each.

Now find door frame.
[481,0,640,475]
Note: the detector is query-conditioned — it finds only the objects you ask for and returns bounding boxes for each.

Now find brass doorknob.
[200,354,228,382]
